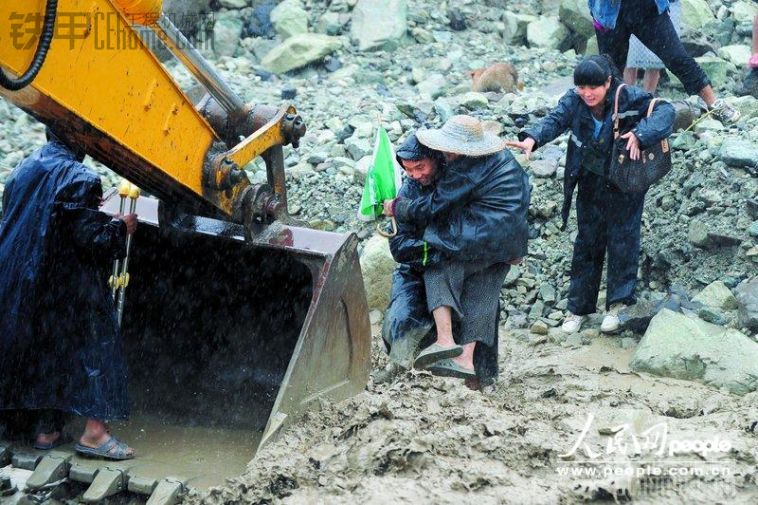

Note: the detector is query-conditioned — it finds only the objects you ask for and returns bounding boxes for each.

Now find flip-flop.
[414,342,464,369]
[75,436,134,461]
[427,358,477,379]
[33,434,72,450]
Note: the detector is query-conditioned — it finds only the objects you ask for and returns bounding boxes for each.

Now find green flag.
[358,126,401,221]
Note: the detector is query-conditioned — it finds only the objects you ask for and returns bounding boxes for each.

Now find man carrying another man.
[379,115,530,390]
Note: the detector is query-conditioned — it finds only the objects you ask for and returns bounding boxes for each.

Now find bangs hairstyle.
[574,55,612,86]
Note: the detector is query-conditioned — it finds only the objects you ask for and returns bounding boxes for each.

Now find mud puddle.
[185,324,757,505]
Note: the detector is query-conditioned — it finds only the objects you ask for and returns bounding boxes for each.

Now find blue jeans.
[567,171,645,315]
[596,0,710,95]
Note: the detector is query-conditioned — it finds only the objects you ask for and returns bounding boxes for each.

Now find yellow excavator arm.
[0,0,304,227]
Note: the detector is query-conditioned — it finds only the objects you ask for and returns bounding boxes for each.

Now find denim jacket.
[589,0,670,29]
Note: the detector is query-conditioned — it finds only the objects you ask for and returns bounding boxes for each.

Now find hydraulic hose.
[0,0,58,91]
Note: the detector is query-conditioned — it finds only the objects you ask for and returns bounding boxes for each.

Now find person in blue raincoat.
[383,118,530,388]
[0,129,137,460]
[507,55,675,335]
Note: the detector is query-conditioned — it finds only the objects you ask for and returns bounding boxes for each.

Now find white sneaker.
[709,99,741,124]
[601,303,627,333]
[561,313,583,333]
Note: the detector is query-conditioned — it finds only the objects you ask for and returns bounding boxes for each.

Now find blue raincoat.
[0,140,129,420]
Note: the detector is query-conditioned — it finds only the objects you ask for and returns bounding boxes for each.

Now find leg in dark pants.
[605,188,645,309]
[597,0,710,95]
[568,173,608,315]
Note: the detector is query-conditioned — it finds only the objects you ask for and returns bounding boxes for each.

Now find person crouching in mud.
[506,55,674,335]
[380,116,530,390]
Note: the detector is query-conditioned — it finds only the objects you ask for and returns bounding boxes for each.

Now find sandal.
[427,358,477,379]
[414,342,463,369]
[75,436,134,461]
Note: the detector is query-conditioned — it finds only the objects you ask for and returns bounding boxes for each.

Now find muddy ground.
[185,320,758,505]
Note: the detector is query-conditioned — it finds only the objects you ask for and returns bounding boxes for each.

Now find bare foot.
[35,431,61,447]
[78,419,134,458]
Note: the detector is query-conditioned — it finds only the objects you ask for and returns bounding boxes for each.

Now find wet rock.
[526,17,568,50]
[692,281,739,311]
[447,9,467,31]
[719,138,758,169]
[558,0,593,40]
[530,320,549,335]
[359,235,396,311]
[688,221,742,249]
[630,309,758,395]
[270,0,309,40]
[501,12,534,45]
[351,0,408,51]
[735,278,758,332]
[698,306,728,325]
[213,12,244,57]
[261,34,342,74]
[681,0,716,33]
[530,159,558,178]
[718,44,752,66]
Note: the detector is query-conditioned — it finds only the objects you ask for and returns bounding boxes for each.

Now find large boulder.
[730,1,758,23]
[270,0,309,40]
[350,0,408,51]
[735,278,758,332]
[501,12,536,45]
[360,235,396,311]
[630,309,758,395]
[526,17,569,50]
[213,11,244,57]
[680,0,715,33]
[559,0,594,40]
[261,34,342,74]
[718,45,752,67]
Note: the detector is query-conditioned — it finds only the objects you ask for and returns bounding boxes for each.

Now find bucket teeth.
[146,479,185,505]
[11,452,42,471]
[81,467,126,503]
[25,454,72,490]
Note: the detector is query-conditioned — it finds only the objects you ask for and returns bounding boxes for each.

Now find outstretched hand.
[505,137,536,160]
[121,214,138,235]
[383,199,395,217]
[620,131,641,161]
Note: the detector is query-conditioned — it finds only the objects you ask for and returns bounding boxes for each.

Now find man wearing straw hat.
[383,115,530,385]
[0,128,137,459]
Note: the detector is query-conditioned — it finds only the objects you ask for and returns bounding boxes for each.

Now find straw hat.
[416,115,506,156]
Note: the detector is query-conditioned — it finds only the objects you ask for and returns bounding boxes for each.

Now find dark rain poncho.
[0,140,129,420]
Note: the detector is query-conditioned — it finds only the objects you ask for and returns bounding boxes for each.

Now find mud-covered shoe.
[561,313,583,333]
[373,362,405,384]
[601,303,627,334]
[709,99,741,124]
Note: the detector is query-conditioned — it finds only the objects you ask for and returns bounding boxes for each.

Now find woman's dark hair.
[573,54,620,86]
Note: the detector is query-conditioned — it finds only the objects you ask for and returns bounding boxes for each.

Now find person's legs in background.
[629,1,740,123]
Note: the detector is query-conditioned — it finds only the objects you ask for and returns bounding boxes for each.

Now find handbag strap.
[613,83,626,138]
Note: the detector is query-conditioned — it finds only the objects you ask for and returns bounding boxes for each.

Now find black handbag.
[609,84,672,193]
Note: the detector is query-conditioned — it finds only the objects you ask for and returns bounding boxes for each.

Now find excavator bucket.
[0,196,370,499]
